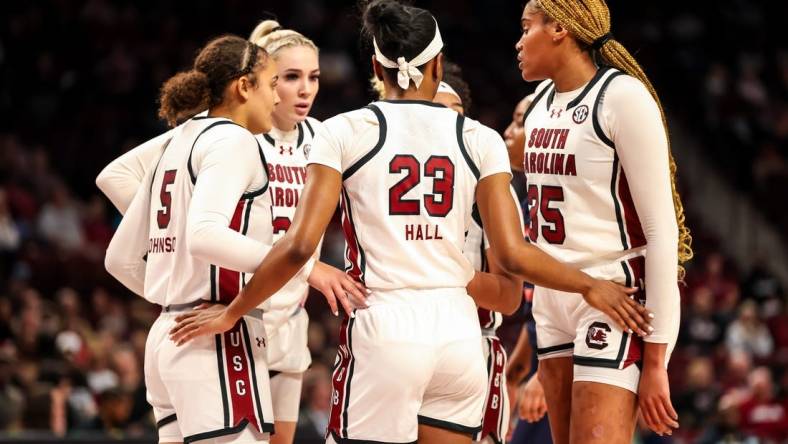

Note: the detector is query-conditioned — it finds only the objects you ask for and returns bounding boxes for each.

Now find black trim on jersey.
[241,198,253,235]
[240,139,269,199]
[544,66,611,111]
[262,133,276,146]
[455,114,480,179]
[573,261,631,369]
[342,188,367,283]
[566,66,611,109]
[536,342,574,355]
[240,319,267,430]
[210,265,218,302]
[341,316,357,439]
[343,105,387,181]
[545,86,556,110]
[183,418,275,443]
[592,71,624,149]
[156,413,177,429]
[329,430,415,444]
[417,415,482,435]
[215,334,230,428]
[380,99,446,108]
[188,120,241,184]
[610,154,629,250]
[296,122,305,148]
[192,115,213,120]
[304,118,315,138]
[523,83,553,125]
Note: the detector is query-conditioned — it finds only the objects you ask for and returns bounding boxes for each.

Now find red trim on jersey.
[222,320,261,431]
[328,316,353,438]
[623,256,646,369]
[478,338,507,442]
[618,173,646,249]
[477,308,494,329]
[218,200,246,303]
[340,193,363,283]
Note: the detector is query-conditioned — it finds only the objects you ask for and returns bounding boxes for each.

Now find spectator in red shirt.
[738,366,788,441]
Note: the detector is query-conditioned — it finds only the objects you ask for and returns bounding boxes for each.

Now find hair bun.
[363,0,408,42]
[158,70,210,127]
[249,19,283,43]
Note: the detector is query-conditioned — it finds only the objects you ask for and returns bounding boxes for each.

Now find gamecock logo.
[585,321,611,350]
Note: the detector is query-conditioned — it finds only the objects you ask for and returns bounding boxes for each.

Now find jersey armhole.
[242,138,269,199]
[592,72,626,150]
[522,82,553,126]
[342,105,387,181]
[187,120,241,184]
[456,114,480,180]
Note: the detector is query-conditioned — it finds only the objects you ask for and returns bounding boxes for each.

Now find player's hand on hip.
[582,280,652,336]
[518,374,548,423]
[307,261,369,317]
[638,364,679,436]
[169,303,235,346]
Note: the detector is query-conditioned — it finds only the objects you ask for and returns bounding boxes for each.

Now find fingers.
[322,288,339,316]
[620,300,649,337]
[174,311,199,324]
[605,306,629,332]
[654,396,679,431]
[332,283,355,317]
[341,278,368,309]
[638,404,659,435]
[170,322,201,345]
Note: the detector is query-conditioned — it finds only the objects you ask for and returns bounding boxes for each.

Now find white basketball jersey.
[463,186,525,332]
[255,117,321,328]
[308,100,511,290]
[144,116,272,306]
[523,67,645,268]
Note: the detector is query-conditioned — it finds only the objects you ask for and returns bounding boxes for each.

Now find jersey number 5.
[388,155,454,217]
[157,170,177,229]
[527,184,566,244]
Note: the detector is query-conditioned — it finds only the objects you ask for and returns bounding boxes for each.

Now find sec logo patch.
[573,105,589,124]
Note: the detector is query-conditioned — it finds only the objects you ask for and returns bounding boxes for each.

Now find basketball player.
[98,22,360,444]
[169,3,652,444]
[516,1,692,442]
[106,35,283,444]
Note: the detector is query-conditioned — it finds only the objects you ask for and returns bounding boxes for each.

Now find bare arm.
[506,325,533,387]
[466,248,523,315]
[476,173,650,333]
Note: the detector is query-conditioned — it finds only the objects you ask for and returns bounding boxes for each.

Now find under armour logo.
[550,108,563,118]
[256,337,265,348]
[279,146,293,155]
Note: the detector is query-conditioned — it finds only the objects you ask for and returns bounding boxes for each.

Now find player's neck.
[384,83,435,102]
[550,51,597,93]
[271,113,297,134]
[208,104,247,129]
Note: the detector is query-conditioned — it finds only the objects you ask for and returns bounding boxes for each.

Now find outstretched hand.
[307,261,369,317]
[582,280,652,336]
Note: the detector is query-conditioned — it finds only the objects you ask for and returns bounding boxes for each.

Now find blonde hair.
[526,0,693,278]
[249,20,319,57]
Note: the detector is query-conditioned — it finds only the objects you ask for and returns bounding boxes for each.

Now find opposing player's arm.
[96,129,174,214]
[476,172,650,334]
[466,250,523,315]
[505,325,533,387]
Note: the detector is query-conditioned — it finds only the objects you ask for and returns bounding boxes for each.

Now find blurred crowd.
[0,0,786,442]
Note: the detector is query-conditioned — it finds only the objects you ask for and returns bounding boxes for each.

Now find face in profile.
[247,60,280,134]
[516,5,554,82]
[273,45,320,127]
[503,96,532,171]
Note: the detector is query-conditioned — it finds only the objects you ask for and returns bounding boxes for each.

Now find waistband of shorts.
[161,299,264,321]
[481,328,498,337]
[366,287,470,305]
[572,247,646,271]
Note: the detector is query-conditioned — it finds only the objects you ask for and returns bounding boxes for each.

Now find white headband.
[437,82,460,100]
[373,18,444,90]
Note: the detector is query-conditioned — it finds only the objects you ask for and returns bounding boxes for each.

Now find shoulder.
[601,73,654,106]
[194,120,258,156]
[461,116,503,144]
[319,107,379,138]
